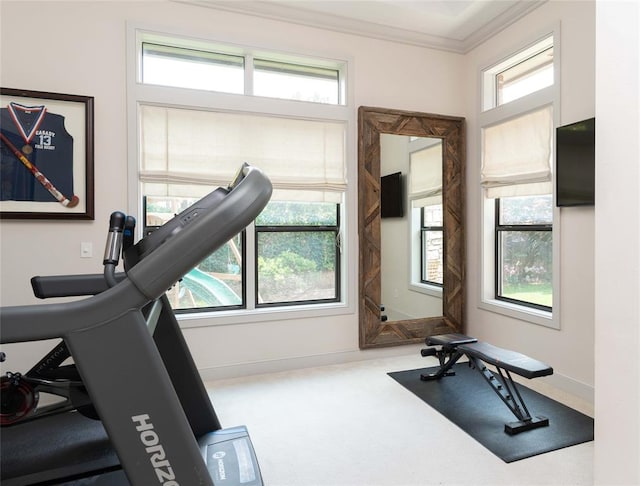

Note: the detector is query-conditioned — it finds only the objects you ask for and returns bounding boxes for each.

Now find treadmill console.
[124,163,250,270]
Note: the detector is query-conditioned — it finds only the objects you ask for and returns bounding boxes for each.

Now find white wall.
[594,1,640,482]
[464,1,596,401]
[0,1,464,376]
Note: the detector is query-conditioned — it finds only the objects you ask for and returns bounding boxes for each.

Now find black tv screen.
[381,172,404,218]
[556,117,595,207]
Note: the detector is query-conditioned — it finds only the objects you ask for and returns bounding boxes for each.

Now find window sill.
[176,300,353,328]
[478,298,558,330]
[409,282,443,298]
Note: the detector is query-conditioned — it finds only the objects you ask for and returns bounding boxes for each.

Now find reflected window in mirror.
[408,139,443,294]
[420,204,443,286]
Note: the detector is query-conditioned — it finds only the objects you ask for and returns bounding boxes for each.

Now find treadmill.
[0,164,272,485]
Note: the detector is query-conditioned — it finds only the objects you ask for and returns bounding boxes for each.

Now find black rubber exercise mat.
[388,363,594,463]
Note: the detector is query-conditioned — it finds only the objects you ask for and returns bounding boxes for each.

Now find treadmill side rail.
[66,309,214,486]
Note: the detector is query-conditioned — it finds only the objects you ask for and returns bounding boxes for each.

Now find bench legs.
[467,356,549,435]
[420,346,466,381]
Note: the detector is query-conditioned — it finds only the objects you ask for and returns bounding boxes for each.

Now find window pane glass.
[145,195,196,227]
[254,59,339,104]
[167,235,243,310]
[422,204,443,226]
[497,47,553,105]
[256,201,337,226]
[142,43,244,94]
[258,231,337,304]
[499,195,553,225]
[422,229,443,285]
[499,230,552,308]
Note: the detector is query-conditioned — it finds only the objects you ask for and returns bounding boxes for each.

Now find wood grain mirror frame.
[358,106,465,349]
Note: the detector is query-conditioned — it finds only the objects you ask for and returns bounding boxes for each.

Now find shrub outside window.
[495,195,552,310]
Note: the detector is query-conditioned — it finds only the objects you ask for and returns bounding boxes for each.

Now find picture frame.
[0,88,94,220]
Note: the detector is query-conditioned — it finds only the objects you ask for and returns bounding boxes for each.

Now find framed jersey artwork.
[0,88,94,220]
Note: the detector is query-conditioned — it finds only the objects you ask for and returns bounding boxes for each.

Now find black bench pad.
[426,333,477,347]
[458,341,553,379]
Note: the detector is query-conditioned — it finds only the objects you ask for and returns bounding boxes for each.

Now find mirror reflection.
[380,134,443,321]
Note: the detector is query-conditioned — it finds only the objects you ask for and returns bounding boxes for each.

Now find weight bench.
[420,333,553,435]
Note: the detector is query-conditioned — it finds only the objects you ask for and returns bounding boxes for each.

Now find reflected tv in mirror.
[381,172,404,218]
[556,117,595,207]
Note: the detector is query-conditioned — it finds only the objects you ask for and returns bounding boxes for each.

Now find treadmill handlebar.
[103,211,126,266]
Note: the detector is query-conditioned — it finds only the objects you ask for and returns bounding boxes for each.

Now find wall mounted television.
[381,172,404,218]
[556,117,595,207]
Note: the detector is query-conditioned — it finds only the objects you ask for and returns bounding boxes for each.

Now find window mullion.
[245,221,257,310]
[257,225,337,232]
[497,224,552,232]
[244,53,254,96]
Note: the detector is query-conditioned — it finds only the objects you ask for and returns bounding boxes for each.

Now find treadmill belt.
[1,411,121,485]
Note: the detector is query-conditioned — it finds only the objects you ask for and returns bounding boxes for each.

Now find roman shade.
[409,142,442,208]
[140,105,346,202]
[481,105,553,198]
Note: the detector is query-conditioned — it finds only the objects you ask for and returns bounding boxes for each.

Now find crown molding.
[175,0,546,54]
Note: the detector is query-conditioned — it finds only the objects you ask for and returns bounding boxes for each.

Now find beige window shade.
[409,143,443,208]
[140,105,346,201]
[481,105,553,198]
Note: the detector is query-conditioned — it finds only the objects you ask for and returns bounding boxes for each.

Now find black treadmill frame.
[1,165,271,485]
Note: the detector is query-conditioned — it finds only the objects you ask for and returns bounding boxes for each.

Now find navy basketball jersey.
[0,102,74,203]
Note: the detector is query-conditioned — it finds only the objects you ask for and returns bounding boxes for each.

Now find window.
[479,32,559,326]
[140,38,343,105]
[256,202,340,305]
[128,29,351,317]
[420,204,443,286]
[142,43,244,94]
[497,47,553,105]
[495,195,552,310]
[253,59,340,104]
[482,35,554,110]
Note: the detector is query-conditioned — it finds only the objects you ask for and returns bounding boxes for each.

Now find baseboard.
[540,372,595,406]
[198,344,425,382]
[499,366,595,416]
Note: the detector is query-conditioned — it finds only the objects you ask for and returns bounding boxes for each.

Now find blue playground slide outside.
[181,267,241,306]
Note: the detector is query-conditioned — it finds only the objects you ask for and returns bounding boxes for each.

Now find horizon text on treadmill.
[132,413,179,485]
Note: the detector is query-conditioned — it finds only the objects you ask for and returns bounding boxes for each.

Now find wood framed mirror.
[358,106,465,348]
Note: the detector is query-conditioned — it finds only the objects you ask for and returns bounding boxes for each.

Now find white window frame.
[125,24,356,328]
[477,27,561,329]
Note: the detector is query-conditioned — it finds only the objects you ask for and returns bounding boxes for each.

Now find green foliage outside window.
[499,195,552,308]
